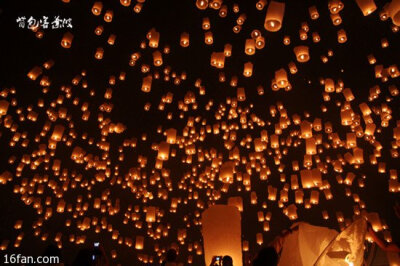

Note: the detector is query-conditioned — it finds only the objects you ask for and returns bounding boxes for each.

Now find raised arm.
[368,226,400,253]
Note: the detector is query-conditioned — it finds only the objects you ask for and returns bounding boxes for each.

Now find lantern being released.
[201,205,242,266]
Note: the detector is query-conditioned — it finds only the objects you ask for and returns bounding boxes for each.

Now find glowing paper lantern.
[0,100,9,116]
[309,6,319,19]
[328,0,344,14]
[104,10,113,22]
[135,236,144,250]
[152,50,163,66]
[146,206,156,223]
[243,62,253,77]
[275,68,288,88]
[355,0,377,16]
[264,1,285,32]
[388,0,400,26]
[227,196,243,212]
[92,2,103,15]
[157,142,170,161]
[245,39,256,55]
[120,0,131,7]
[293,46,310,63]
[201,205,242,266]
[315,218,367,266]
[237,87,246,102]
[141,75,152,92]
[256,0,267,10]
[337,29,347,43]
[51,125,65,142]
[61,32,73,48]
[219,161,235,183]
[180,32,190,47]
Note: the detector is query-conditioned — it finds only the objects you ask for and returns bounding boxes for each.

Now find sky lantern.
[264,1,285,32]
[328,0,344,14]
[2,1,400,265]
[61,32,73,48]
[135,236,144,250]
[0,100,9,116]
[355,0,377,16]
[92,2,103,15]
[237,87,246,102]
[256,0,267,11]
[243,62,253,77]
[180,32,190,47]
[219,161,235,183]
[104,10,113,22]
[120,0,131,7]
[245,39,256,55]
[293,46,310,63]
[388,0,400,25]
[152,50,163,66]
[227,196,243,212]
[204,31,213,45]
[157,142,170,161]
[309,6,319,19]
[255,36,265,49]
[337,29,348,43]
[275,68,288,88]
[141,75,152,92]
[201,205,242,266]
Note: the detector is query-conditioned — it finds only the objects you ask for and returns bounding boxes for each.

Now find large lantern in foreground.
[201,205,242,266]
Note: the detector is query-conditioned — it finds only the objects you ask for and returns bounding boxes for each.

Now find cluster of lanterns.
[1,0,400,265]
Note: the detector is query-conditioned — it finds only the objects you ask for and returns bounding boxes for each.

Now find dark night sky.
[0,0,400,265]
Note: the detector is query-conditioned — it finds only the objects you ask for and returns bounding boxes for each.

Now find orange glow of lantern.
[264,1,285,32]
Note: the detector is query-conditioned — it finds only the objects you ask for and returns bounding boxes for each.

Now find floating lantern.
[256,0,267,10]
[337,29,347,43]
[201,205,242,266]
[92,2,103,15]
[141,75,152,92]
[196,0,208,10]
[293,46,310,62]
[243,62,253,77]
[388,0,400,26]
[355,0,377,16]
[309,6,319,19]
[180,32,190,47]
[61,32,73,48]
[264,1,285,32]
[245,39,256,55]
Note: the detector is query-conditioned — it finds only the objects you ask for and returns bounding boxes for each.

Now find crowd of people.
[28,202,400,265]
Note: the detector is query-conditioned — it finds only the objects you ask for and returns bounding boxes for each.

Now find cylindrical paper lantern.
[201,205,242,266]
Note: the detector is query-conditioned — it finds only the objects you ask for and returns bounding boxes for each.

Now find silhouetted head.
[165,248,177,262]
[73,248,93,266]
[43,243,61,258]
[252,246,278,266]
[222,255,233,266]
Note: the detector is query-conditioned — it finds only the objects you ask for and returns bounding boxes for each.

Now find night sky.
[0,0,400,265]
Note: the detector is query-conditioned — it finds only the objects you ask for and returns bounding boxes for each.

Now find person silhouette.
[222,255,233,266]
[161,249,178,266]
[252,246,278,266]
